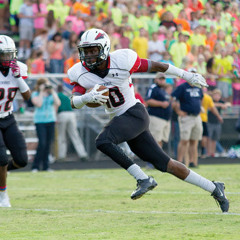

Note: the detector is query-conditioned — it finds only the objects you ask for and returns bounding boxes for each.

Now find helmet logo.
[95,33,104,40]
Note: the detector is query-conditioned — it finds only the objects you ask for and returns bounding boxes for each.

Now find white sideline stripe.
[9,208,240,216]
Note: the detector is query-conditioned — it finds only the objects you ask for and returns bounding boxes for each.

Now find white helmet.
[0,35,17,68]
[77,28,110,70]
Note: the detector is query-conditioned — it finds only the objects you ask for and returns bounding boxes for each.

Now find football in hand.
[86,85,109,108]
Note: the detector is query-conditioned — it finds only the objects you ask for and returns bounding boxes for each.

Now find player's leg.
[128,130,229,212]
[167,159,229,212]
[96,103,154,199]
[4,121,28,171]
[128,130,170,172]
[96,103,149,169]
[0,130,11,207]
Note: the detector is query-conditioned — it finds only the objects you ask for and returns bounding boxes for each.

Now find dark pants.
[0,114,28,167]
[172,120,180,159]
[96,103,170,172]
[32,122,55,171]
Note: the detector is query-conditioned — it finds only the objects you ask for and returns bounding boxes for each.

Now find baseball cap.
[155,72,166,79]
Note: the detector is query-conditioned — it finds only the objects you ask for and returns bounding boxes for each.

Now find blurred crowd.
[0,0,239,104]
[0,0,240,165]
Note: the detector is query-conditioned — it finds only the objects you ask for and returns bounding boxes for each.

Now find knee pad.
[96,133,112,149]
[0,147,9,166]
[96,143,133,169]
[96,125,119,148]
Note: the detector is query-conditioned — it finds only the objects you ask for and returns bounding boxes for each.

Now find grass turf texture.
[1,164,240,240]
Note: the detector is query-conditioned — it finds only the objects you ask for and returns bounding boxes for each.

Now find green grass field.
[1,164,240,240]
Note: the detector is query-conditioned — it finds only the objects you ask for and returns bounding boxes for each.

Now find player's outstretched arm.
[150,61,208,88]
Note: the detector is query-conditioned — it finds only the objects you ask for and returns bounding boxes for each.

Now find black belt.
[187,113,199,116]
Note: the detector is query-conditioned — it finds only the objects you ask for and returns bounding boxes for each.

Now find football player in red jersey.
[0,35,31,207]
[68,29,228,212]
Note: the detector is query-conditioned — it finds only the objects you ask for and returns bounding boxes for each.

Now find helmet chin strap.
[85,57,105,70]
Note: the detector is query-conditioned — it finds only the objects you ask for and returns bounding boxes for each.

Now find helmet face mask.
[77,29,110,70]
[0,35,17,68]
[0,50,16,68]
[78,44,106,70]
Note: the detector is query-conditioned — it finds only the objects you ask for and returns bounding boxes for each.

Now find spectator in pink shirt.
[32,0,48,37]
[65,10,85,36]
[72,11,86,36]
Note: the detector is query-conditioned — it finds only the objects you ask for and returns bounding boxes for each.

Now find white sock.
[184,170,216,193]
[127,164,148,180]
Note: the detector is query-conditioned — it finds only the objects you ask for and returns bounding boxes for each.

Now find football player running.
[0,35,31,207]
[68,29,229,212]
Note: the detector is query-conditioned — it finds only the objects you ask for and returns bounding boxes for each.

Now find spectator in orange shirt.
[31,51,45,74]
[97,8,108,21]
[174,10,191,32]
[72,1,89,16]
[205,32,215,52]
[157,1,167,19]
[63,49,80,88]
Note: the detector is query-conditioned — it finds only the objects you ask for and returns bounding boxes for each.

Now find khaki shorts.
[178,115,203,141]
[149,115,171,143]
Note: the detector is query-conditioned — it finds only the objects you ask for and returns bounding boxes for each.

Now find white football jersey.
[0,61,28,114]
[68,49,141,117]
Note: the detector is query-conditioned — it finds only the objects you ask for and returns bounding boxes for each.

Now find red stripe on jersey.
[129,83,133,88]
[135,59,149,73]
[70,81,77,86]
[22,76,28,79]
[107,56,110,68]
[72,84,86,95]
[83,62,91,72]
[129,56,141,74]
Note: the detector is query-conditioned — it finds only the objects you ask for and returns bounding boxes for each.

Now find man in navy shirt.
[172,80,203,167]
[146,72,172,147]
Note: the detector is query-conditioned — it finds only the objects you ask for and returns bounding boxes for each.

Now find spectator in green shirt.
[110,1,122,26]
[169,33,187,67]
[96,0,109,16]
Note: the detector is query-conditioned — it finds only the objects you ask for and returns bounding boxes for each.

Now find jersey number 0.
[107,86,125,108]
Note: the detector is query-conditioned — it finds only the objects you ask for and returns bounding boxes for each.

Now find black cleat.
[211,181,229,212]
[131,176,157,200]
